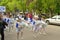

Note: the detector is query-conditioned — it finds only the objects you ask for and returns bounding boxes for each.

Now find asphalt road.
[1,25,60,40]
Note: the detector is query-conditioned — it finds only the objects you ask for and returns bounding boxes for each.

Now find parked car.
[45,15,60,25]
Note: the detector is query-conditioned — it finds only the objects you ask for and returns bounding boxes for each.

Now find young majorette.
[8,15,14,32]
[3,15,10,31]
[32,15,42,38]
[4,15,14,32]
[3,13,14,32]
[39,17,47,35]
[16,18,24,40]
[28,18,35,31]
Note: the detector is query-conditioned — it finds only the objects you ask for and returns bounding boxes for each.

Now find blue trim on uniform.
[30,18,33,22]
[7,19,9,23]
[4,18,6,22]
[33,21,35,25]
[16,23,18,28]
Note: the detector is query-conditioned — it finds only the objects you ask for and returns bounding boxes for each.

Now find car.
[45,15,60,25]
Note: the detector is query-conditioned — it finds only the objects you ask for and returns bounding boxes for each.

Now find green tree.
[0,0,60,15]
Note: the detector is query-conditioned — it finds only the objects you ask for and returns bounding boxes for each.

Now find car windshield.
[52,16,57,18]
[58,16,60,19]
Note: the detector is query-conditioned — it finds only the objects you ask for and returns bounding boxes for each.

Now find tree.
[0,0,60,15]
[0,0,27,12]
[55,0,60,15]
[28,0,36,12]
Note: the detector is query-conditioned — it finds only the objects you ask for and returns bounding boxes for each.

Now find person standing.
[0,13,8,40]
[16,18,24,40]
[40,17,47,35]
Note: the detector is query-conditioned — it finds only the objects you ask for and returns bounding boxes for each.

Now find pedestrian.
[32,15,41,38]
[40,17,47,35]
[3,14,10,31]
[0,13,8,40]
[27,17,35,31]
[8,15,14,32]
[16,18,24,40]
[10,15,14,30]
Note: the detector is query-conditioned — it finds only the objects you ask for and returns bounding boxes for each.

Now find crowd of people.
[0,12,47,40]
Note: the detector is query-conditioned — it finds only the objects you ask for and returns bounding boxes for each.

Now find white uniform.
[8,18,14,27]
[41,20,47,28]
[33,20,42,32]
[16,21,25,32]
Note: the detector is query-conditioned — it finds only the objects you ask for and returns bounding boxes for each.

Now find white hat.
[34,15,38,18]
[16,18,19,20]
[21,18,24,20]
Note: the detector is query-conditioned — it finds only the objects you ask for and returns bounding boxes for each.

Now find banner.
[0,6,6,12]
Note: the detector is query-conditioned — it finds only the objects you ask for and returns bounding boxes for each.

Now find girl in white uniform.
[6,15,14,32]
[9,15,14,30]
[16,18,24,40]
[32,15,42,38]
[3,17,10,31]
[39,17,47,35]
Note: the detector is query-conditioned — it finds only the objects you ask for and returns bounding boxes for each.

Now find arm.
[3,21,8,26]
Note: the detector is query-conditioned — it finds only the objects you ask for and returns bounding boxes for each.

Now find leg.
[12,24,14,30]
[1,28,4,40]
[39,26,43,34]
[43,27,46,34]
[33,27,38,38]
[21,31,23,38]
[17,32,19,40]
[20,29,24,39]
[35,27,41,37]
[12,26,13,30]
[9,27,11,32]
[42,25,47,35]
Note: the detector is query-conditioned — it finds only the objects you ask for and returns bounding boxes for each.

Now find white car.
[45,15,60,25]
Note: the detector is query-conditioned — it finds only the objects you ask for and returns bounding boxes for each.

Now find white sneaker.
[33,35,36,38]
[43,32,47,35]
[21,37,23,40]
[39,32,42,34]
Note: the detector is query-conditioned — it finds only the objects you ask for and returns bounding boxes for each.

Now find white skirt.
[16,27,24,32]
[8,24,14,27]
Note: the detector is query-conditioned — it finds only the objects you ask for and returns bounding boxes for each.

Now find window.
[52,16,57,19]
[58,16,60,19]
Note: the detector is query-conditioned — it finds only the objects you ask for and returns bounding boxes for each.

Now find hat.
[34,15,38,18]
[16,18,19,20]
[21,18,24,20]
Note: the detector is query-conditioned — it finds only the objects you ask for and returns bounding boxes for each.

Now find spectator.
[0,13,8,40]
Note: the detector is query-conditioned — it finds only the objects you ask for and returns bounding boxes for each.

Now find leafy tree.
[0,0,60,15]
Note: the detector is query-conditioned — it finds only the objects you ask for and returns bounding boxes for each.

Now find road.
[2,25,60,40]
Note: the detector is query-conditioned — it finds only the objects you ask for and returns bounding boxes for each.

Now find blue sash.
[16,23,18,28]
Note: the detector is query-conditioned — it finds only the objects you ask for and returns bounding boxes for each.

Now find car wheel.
[46,20,50,24]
